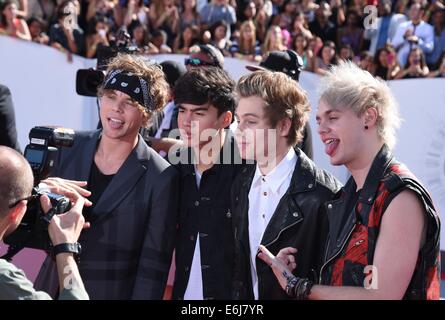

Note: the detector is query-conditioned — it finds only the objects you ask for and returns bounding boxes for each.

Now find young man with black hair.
[171,67,244,300]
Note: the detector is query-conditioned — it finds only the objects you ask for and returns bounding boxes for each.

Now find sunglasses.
[184,58,216,67]
[8,194,38,209]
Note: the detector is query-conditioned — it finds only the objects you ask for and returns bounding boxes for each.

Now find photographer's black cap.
[246,50,304,82]
[160,60,186,88]
[197,44,225,68]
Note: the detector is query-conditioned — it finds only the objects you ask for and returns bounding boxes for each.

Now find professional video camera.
[2,127,75,261]
[76,27,138,97]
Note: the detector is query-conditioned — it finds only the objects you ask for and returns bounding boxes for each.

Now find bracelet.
[283,271,313,300]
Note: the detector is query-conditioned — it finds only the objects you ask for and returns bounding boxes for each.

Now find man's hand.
[40,187,90,246]
[257,245,298,290]
[42,177,93,207]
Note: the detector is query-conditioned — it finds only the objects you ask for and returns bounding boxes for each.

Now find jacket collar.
[324,144,395,262]
[357,144,394,206]
[89,131,150,221]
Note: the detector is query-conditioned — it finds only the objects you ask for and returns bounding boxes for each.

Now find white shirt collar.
[252,148,297,194]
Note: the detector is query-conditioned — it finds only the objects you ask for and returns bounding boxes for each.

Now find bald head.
[0,146,34,217]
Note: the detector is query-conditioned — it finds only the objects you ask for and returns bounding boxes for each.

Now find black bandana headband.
[103,69,154,111]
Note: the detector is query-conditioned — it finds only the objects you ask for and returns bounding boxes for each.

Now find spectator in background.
[315,40,337,75]
[151,28,173,53]
[237,0,256,26]
[9,0,27,18]
[149,0,180,46]
[210,20,231,56]
[27,16,49,44]
[395,46,429,79]
[49,0,85,55]
[200,0,236,36]
[298,0,318,24]
[27,0,56,22]
[127,19,158,54]
[357,50,374,73]
[428,52,445,77]
[0,84,20,152]
[338,43,353,61]
[122,0,150,27]
[291,11,313,40]
[0,0,31,40]
[279,0,297,31]
[85,14,109,58]
[262,25,286,55]
[309,1,336,43]
[336,9,363,56]
[391,3,434,66]
[85,0,118,27]
[364,0,407,56]
[253,0,271,43]
[230,20,262,62]
[371,46,400,80]
[173,24,200,54]
[179,0,201,33]
[293,34,314,71]
[426,8,445,69]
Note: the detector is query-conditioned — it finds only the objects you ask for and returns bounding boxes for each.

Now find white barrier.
[0,35,444,282]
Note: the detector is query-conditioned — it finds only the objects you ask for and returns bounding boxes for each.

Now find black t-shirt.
[84,161,115,221]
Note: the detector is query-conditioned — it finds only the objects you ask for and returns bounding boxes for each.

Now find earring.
[364,125,369,130]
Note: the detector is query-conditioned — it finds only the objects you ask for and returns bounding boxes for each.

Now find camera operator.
[0,146,89,300]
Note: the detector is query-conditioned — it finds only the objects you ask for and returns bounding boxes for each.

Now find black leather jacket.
[231,149,342,299]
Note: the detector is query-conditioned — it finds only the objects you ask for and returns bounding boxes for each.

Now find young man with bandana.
[34,53,179,300]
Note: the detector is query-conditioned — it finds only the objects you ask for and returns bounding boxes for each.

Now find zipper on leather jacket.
[262,213,303,247]
[319,224,356,284]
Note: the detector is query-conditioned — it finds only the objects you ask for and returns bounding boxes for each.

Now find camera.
[76,28,138,97]
[2,127,75,260]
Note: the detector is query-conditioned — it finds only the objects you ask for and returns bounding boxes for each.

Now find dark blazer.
[0,84,20,152]
[34,130,179,300]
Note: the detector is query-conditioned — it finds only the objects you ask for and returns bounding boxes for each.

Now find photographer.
[0,146,89,300]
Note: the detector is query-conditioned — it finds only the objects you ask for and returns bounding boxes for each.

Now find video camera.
[76,28,138,97]
[2,127,75,260]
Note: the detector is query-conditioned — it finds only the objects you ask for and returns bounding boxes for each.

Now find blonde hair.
[319,61,401,148]
[98,53,169,127]
[237,70,310,146]
[239,20,256,54]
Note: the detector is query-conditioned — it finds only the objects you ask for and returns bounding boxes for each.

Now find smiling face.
[316,99,365,167]
[99,90,144,143]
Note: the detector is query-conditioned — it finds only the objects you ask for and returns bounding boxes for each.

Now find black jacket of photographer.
[231,148,342,299]
[172,133,245,300]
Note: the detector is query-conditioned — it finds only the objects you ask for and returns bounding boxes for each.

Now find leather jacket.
[231,149,342,299]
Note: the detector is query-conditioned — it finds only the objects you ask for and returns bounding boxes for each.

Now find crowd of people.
[1,0,445,79]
